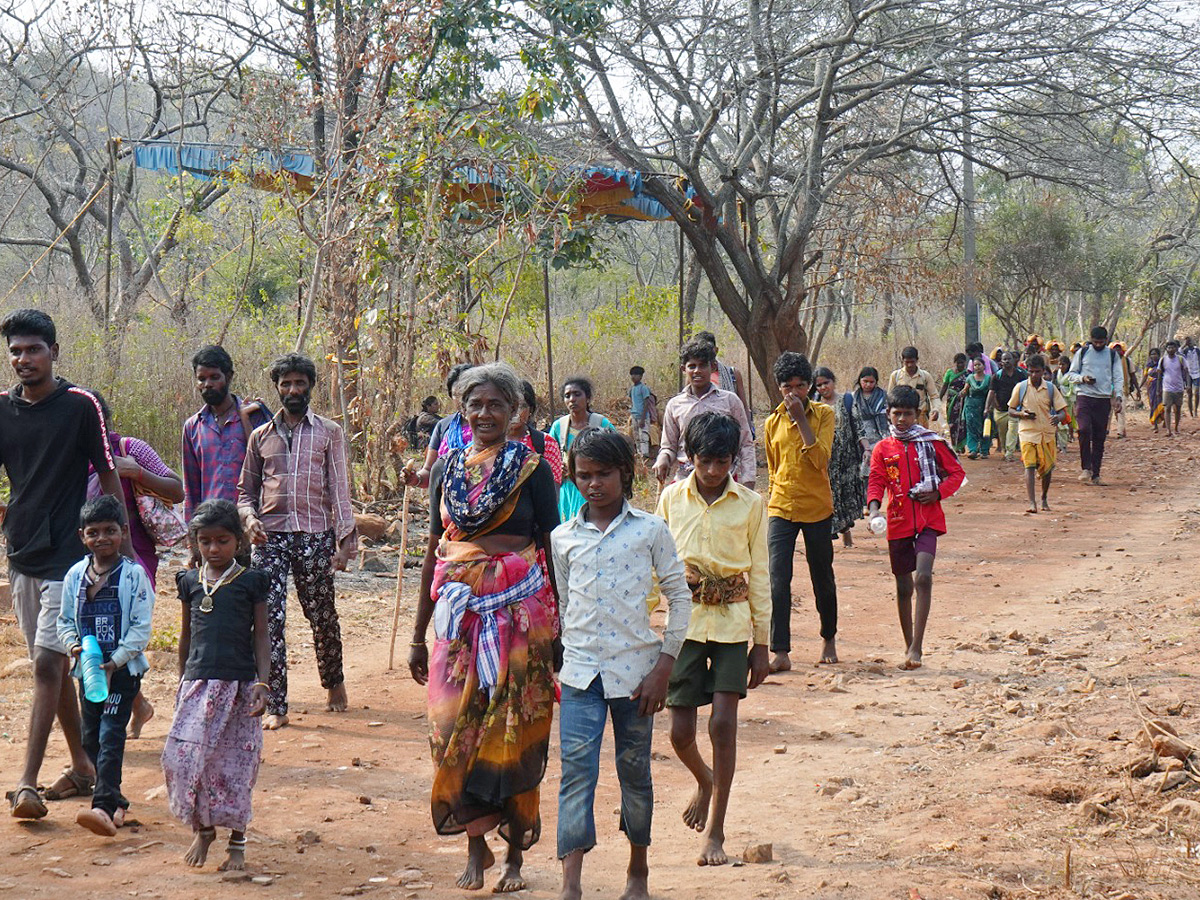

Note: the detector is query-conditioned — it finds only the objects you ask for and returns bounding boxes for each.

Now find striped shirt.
[181,396,271,520]
[237,409,356,540]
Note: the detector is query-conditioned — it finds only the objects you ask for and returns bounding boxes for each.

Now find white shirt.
[551,502,692,698]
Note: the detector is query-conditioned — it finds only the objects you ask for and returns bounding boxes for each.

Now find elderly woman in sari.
[408,362,560,894]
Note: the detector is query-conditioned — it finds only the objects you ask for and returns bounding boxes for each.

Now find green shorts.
[666,639,749,708]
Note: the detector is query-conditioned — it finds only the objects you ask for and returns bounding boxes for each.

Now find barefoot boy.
[1008,355,1067,513]
[56,495,155,836]
[867,386,964,670]
[552,428,692,900]
[656,412,769,867]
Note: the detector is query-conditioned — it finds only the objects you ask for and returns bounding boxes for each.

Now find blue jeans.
[557,676,654,858]
[81,667,140,817]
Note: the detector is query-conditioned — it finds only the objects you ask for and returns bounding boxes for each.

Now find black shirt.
[990,369,1028,412]
[176,567,268,682]
[430,455,559,540]
[0,379,114,579]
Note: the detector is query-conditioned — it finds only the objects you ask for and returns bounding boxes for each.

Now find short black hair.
[446,362,475,396]
[80,494,126,529]
[813,366,836,384]
[953,353,967,364]
[188,498,244,544]
[1,308,55,346]
[562,376,593,400]
[900,346,919,360]
[192,345,234,377]
[420,395,438,411]
[1166,339,1180,349]
[966,341,983,355]
[680,337,717,366]
[1090,325,1108,341]
[888,385,921,411]
[773,351,812,386]
[684,412,740,460]
[1027,354,1046,370]
[693,330,717,346]
[630,366,645,376]
[519,379,538,417]
[857,366,880,384]
[1149,346,1161,356]
[268,352,318,385]
[567,427,635,499]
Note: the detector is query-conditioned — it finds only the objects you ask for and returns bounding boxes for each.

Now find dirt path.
[3,415,1200,899]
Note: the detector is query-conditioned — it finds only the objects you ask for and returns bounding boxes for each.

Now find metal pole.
[543,262,555,417]
[104,138,116,332]
[961,0,980,347]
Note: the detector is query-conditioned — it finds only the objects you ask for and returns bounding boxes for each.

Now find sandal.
[43,768,95,801]
[8,785,47,819]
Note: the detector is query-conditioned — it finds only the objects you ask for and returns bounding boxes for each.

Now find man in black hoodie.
[1,309,128,820]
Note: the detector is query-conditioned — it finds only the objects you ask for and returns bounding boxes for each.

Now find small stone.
[368,877,389,884]
[1129,753,1158,778]
[1155,771,1188,793]
[773,744,787,754]
[42,868,72,878]
[298,830,321,845]
[829,675,849,693]
[951,679,967,689]
[2,658,31,678]
[743,843,773,863]
[1025,646,1045,656]
[92,859,113,867]
[367,722,385,728]
[1161,757,1185,772]
[251,876,276,885]
[1159,798,1200,820]
[1005,629,1024,641]
[144,784,167,801]
[1152,734,1192,762]
[358,795,372,805]
[1078,799,1111,822]
[355,513,389,542]
[222,872,253,883]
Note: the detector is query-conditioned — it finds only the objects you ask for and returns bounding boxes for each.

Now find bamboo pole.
[387,485,412,670]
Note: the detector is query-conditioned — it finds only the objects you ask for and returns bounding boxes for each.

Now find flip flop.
[43,768,95,801]
[8,785,47,819]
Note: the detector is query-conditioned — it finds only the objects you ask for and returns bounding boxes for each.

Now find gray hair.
[457,361,522,410]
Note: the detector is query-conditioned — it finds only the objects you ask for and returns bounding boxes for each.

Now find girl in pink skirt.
[162,500,270,871]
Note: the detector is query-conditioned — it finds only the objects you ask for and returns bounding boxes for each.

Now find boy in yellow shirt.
[656,412,769,868]
[1009,354,1067,513]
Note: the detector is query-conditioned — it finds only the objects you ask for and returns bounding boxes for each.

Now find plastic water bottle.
[869,515,887,536]
[80,635,108,704]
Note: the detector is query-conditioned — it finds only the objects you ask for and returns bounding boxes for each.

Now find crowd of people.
[0,306,1182,898]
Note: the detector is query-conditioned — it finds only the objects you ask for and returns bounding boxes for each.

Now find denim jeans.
[767,516,838,651]
[81,666,140,817]
[557,676,654,858]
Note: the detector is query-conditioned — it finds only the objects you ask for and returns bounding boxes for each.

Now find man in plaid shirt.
[238,353,357,730]
[181,345,270,521]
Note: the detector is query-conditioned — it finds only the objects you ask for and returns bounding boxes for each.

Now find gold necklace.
[199,560,241,613]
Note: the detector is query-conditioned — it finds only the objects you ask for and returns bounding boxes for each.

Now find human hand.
[748,644,769,690]
[782,391,806,419]
[931,411,940,422]
[914,490,940,506]
[1083,375,1096,385]
[248,684,269,717]
[408,642,429,685]
[245,514,268,546]
[70,644,82,660]
[114,455,141,480]
[651,458,671,484]
[332,543,353,572]
[631,655,673,716]
[401,465,425,487]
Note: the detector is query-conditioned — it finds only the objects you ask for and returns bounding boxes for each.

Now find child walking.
[656,413,769,867]
[551,429,692,900]
[867,386,965,670]
[1009,355,1067,513]
[162,499,270,871]
[57,495,155,836]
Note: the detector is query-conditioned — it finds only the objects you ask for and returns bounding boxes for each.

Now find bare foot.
[184,827,216,867]
[818,638,838,664]
[492,863,526,893]
[697,832,728,866]
[112,807,126,828]
[130,694,154,740]
[768,651,791,673]
[898,654,923,671]
[76,807,118,836]
[619,873,651,900]
[457,838,495,890]
[263,714,289,730]
[841,531,853,548]
[218,837,247,872]
[1041,500,1051,511]
[325,683,348,712]
[1026,505,1038,514]
[559,887,583,900]
[682,774,712,832]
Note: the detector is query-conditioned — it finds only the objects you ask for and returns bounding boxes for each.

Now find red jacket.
[867,437,965,539]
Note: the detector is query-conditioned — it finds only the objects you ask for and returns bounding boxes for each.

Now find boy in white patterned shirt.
[551,428,692,900]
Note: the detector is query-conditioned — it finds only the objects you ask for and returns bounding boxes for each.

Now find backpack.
[401,414,421,449]
[1013,378,1058,413]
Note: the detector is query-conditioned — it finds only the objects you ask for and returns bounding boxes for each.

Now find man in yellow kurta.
[657,410,769,868]
[762,351,837,672]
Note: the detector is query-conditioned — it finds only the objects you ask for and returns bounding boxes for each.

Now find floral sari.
[427,441,556,848]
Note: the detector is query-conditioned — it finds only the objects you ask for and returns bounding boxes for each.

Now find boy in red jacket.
[866,386,965,671]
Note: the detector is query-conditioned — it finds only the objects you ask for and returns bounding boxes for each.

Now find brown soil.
[3,414,1200,899]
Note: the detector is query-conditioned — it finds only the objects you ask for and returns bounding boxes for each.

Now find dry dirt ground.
[2,413,1200,900]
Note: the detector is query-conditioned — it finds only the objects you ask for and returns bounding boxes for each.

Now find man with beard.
[181,345,271,520]
[238,353,356,730]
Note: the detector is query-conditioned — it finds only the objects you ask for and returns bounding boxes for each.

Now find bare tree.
[517,0,1200,398]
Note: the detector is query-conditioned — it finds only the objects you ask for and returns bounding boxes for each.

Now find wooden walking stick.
[387,481,413,671]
